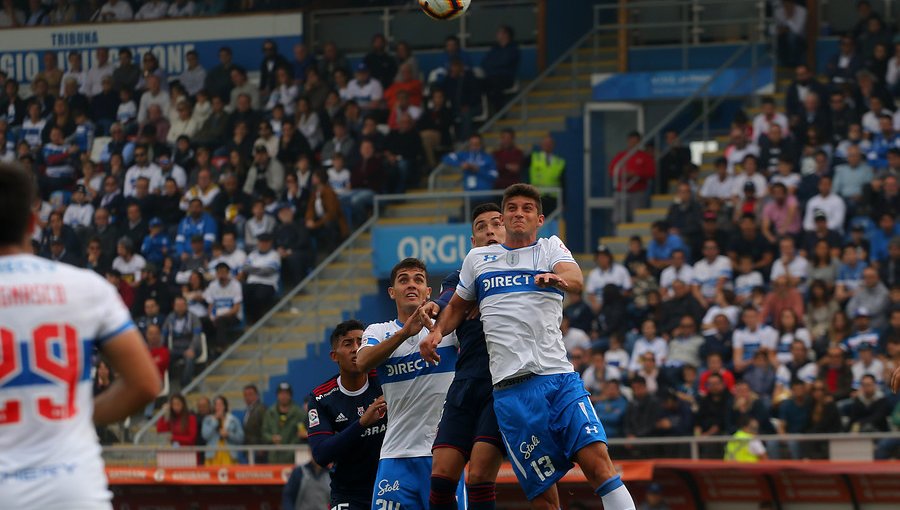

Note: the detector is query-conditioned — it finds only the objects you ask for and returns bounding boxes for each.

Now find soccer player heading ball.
[420,184,637,509]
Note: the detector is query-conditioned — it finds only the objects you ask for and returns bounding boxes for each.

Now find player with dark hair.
[307,319,387,510]
[425,203,506,510]
[421,183,636,510]
[356,258,465,510]
[0,162,161,508]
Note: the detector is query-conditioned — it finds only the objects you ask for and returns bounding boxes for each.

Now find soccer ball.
[418,0,471,20]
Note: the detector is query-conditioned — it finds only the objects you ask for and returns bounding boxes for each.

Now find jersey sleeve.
[455,252,478,302]
[435,272,460,311]
[306,394,333,438]
[94,274,137,346]
[359,324,381,350]
[548,235,576,269]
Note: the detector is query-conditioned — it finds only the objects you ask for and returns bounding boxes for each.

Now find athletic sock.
[595,475,636,510]
[466,482,496,510]
[429,474,458,510]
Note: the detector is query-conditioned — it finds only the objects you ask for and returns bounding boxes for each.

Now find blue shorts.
[371,457,467,510]
[493,372,607,501]
[433,378,502,457]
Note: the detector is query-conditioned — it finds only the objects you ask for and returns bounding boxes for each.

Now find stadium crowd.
[2,7,524,443]
[584,1,900,461]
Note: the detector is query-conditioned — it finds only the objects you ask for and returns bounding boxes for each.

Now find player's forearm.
[555,266,584,294]
[309,420,362,465]
[356,331,409,372]
[432,299,469,337]
[94,379,157,425]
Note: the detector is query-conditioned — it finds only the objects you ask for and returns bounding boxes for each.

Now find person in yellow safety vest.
[528,134,565,214]
[724,416,769,462]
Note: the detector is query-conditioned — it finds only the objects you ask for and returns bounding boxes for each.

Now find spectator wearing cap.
[209,231,247,277]
[274,203,313,289]
[204,262,244,354]
[244,143,286,198]
[112,236,146,286]
[141,217,171,265]
[585,244,632,315]
[609,131,656,224]
[800,208,843,257]
[63,184,95,231]
[848,267,890,330]
[240,232,280,324]
[175,198,218,259]
[699,156,734,201]
[803,176,846,233]
[262,382,306,464]
[346,62,384,114]
[177,235,209,286]
[638,482,670,510]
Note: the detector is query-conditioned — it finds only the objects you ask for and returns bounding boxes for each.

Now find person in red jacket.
[608,131,656,223]
[145,323,171,380]
[157,393,199,446]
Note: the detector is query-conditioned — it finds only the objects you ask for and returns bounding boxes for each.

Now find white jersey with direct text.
[456,235,576,385]
[0,254,135,509]
[359,320,457,459]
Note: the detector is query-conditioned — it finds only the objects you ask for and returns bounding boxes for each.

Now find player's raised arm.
[94,328,161,425]
[553,261,584,295]
[420,293,474,362]
[357,313,430,372]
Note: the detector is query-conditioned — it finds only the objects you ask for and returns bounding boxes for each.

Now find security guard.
[724,416,768,462]
[528,134,565,214]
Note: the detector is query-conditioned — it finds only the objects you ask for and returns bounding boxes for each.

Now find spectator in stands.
[481,25,520,112]
[699,156,733,202]
[294,97,322,151]
[659,248,693,300]
[848,268,889,330]
[110,47,138,94]
[244,144,285,198]
[829,36,864,86]
[318,41,348,89]
[346,63,384,115]
[263,382,306,464]
[364,33,397,89]
[760,126,798,177]
[442,58,480,139]
[829,93,859,146]
[385,63,423,114]
[417,88,454,169]
[595,380,627,440]
[305,169,347,252]
[202,395,245,465]
[585,244,632,316]
[880,238,900,287]
[175,198,217,258]
[773,0,807,67]
[623,376,660,455]
[609,131,656,223]
[492,128,524,189]
[112,236,145,285]
[321,119,358,169]
[846,374,890,432]
[786,64,828,124]
[524,134,564,212]
[0,0,22,26]
[259,39,289,96]
[647,220,687,273]
[164,295,203,387]
[204,262,243,353]
[695,373,733,448]
[662,312,704,376]
[442,133,497,192]
[157,394,199,446]
[659,129,692,193]
[724,126,760,176]
[176,50,206,97]
[384,113,424,191]
[802,176,846,233]
[244,199,275,252]
[229,67,260,112]
[204,46,235,103]
[194,95,229,147]
[242,385,266,454]
[134,0,167,20]
[137,75,169,126]
[241,232,280,323]
[666,182,703,252]
[274,203,312,288]
[752,97,789,145]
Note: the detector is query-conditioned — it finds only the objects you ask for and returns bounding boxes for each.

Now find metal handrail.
[607,42,754,223]
[134,216,377,444]
[112,431,900,464]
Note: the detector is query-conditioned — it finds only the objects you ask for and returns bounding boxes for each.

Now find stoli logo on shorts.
[519,435,540,460]
[377,479,400,496]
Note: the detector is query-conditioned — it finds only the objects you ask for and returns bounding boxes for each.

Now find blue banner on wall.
[371,221,559,278]
[591,67,773,101]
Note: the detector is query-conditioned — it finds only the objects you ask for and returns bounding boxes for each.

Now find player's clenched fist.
[416,302,440,328]
[419,330,443,363]
[360,396,387,426]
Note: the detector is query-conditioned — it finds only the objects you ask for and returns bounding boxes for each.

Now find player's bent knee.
[431,447,467,480]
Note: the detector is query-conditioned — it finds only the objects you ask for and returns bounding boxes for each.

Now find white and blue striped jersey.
[456,235,576,385]
[359,320,458,459]
[0,254,135,509]
[692,255,733,300]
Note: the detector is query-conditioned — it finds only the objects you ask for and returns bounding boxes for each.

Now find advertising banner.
[370,220,559,279]
[591,67,774,101]
[0,12,302,85]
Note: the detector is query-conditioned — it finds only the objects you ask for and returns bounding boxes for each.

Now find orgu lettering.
[396,234,468,266]
[482,274,532,292]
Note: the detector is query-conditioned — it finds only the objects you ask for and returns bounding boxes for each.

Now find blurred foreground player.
[307,319,387,510]
[0,163,161,509]
[424,203,506,510]
[421,184,636,510]
[357,258,466,510]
